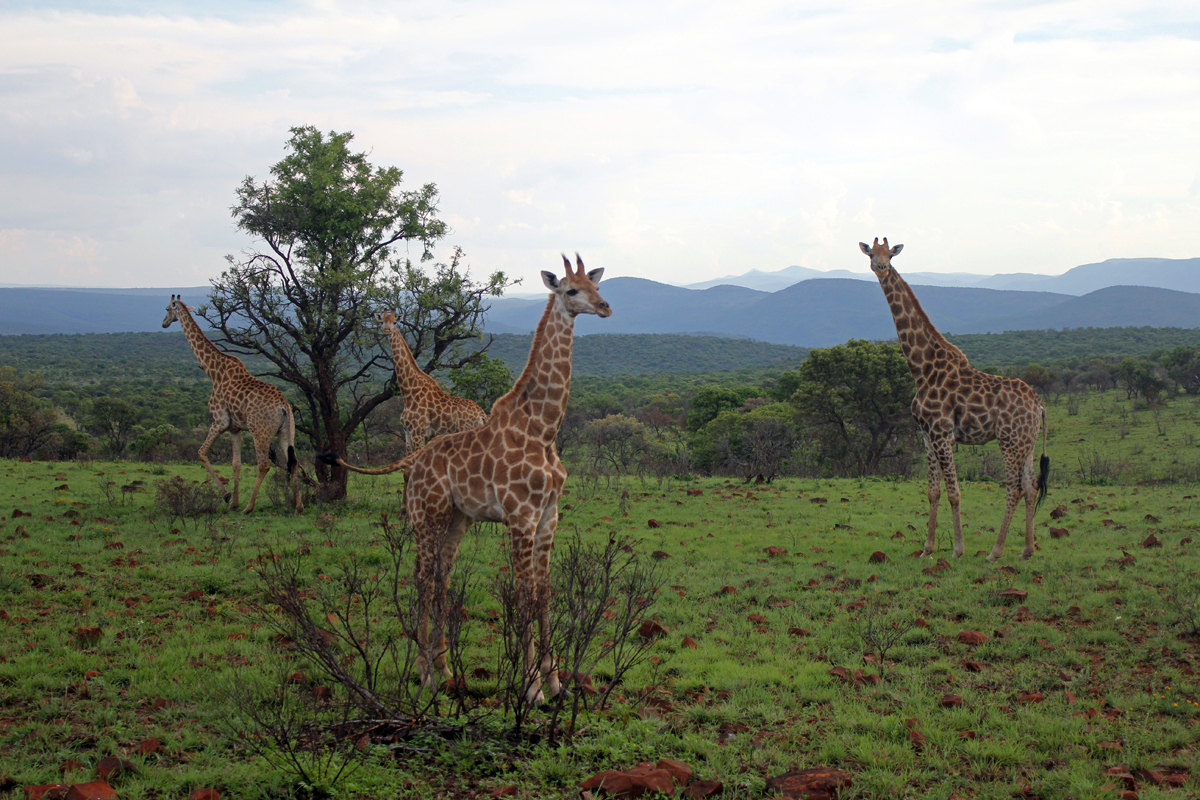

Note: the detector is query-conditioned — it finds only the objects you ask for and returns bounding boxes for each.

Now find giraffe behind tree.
[320,254,611,699]
[859,239,1048,560]
[163,295,302,514]
[378,309,488,453]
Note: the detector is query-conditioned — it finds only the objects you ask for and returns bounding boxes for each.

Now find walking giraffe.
[321,255,611,698]
[859,239,1048,560]
[163,295,302,514]
[378,309,488,453]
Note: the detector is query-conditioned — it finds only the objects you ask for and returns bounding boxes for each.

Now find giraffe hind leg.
[1021,451,1037,560]
[935,443,965,558]
[989,442,1026,562]
[241,428,274,514]
[229,430,243,509]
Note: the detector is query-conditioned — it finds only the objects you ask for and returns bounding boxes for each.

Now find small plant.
[1158,572,1200,636]
[154,475,222,527]
[854,603,916,679]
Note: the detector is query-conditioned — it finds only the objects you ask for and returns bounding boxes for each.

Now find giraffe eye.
[566,289,578,296]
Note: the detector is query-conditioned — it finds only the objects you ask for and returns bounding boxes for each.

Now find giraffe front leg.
[922,446,942,558]
[533,507,561,702]
[430,513,471,682]
[197,420,230,506]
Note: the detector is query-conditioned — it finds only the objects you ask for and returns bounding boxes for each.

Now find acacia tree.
[201,127,511,499]
[791,339,916,476]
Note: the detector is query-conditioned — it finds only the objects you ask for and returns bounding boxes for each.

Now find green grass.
[1,392,1199,798]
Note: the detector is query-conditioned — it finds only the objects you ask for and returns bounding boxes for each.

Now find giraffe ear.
[858,242,871,255]
[890,243,904,256]
[586,267,604,284]
[542,271,561,290]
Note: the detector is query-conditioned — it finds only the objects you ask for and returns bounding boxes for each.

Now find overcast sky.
[2,1,1199,293]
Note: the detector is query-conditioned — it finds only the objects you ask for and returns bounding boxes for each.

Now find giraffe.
[320,255,611,699]
[163,295,302,514]
[859,239,1048,561]
[378,309,488,453]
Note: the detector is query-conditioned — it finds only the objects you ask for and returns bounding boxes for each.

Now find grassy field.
[1,390,1198,799]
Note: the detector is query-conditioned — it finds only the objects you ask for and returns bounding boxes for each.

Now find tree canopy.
[201,126,511,498]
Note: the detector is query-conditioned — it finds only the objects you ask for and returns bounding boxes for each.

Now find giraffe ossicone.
[163,295,303,514]
[859,240,1048,561]
[321,253,611,699]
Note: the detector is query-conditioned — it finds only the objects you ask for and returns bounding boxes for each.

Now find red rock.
[59,762,84,775]
[961,660,985,672]
[940,694,962,708]
[94,756,135,781]
[748,614,768,624]
[631,770,675,796]
[868,551,887,564]
[647,519,662,529]
[151,698,173,712]
[907,729,927,749]
[683,780,723,799]
[764,546,787,557]
[1017,691,1044,703]
[651,550,670,560]
[1049,527,1069,539]
[913,617,928,628]
[764,768,852,799]
[488,786,517,798]
[719,586,737,595]
[681,635,698,649]
[66,783,118,800]
[23,787,68,800]
[996,588,1027,601]
[958,730,976,740]
[579,771,632,794]
[956,631,987,646]
[136,737,160,756]
[1066,605,1081,616]
[638,620,667,639]
[656,759,693,785]
[686,489,703,496]
[190,791,221,800]
[787,627,809,637]
[1142,534,1161,548]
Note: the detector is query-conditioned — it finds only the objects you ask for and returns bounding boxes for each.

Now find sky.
[1,1,1199,293]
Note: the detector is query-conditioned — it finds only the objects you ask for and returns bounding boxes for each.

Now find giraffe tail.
[316,451,415,476]
[1035,405,1050,510]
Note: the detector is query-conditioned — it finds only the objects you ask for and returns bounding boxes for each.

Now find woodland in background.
[3,325,1200,485]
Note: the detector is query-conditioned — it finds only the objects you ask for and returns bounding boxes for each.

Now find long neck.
[388,327,441,402]
[494,295,575,444]
[878,268,967,382]
[177,306,238,381]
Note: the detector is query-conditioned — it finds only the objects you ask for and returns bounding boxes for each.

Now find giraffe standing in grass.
[163,295,302,514]
[859,239,1047,560]
[322,255,611,698]
[378,309,488,453]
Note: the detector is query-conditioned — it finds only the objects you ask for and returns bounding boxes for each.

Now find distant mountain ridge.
[1,259,1198,347]
[685,256,1200,296]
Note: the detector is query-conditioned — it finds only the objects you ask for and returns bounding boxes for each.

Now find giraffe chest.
[913,380,999,445]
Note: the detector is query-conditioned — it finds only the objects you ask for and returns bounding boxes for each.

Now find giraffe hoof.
[1021,550,1033,560]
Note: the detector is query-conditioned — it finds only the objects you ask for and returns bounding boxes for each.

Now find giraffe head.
[541,254,612,318]
[377,309,401,334]
[162,294,188,328]
[858,237,904,277]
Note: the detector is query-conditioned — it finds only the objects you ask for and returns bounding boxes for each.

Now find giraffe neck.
[878,268,967,382]
[493,294,575,444]
[387,327,441,403]
[176,305,238,382]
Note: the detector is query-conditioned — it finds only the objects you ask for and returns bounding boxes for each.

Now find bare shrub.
[854,603,916,679]
[154,475,222,528]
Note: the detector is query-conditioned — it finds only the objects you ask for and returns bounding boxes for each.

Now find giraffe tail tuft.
[316,452,341,466]
[1035,455,1050,509]
[287,445,297,477]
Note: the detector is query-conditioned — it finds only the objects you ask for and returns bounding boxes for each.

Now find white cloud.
[0,1,1198,290]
